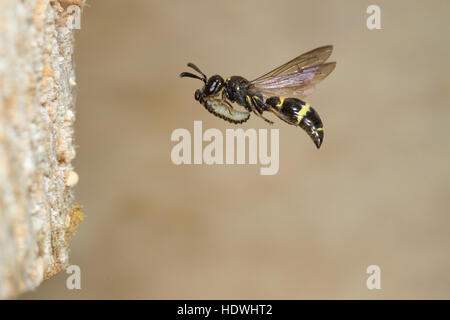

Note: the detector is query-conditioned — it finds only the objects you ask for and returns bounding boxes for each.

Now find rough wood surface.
[0,0,84,299]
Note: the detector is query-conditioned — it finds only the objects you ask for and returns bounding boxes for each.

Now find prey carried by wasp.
[180,45,336,148]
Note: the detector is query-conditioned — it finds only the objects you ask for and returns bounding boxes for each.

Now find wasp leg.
[245,95,274,124]
[253,110,274,124]
[215,93,236,115]
[223,98,234,109]
[251,97,274,124]
[267,106,293,126]
[221,98,235,116]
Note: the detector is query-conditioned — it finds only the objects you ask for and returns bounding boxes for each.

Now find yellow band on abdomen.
[297,103,310,124]
[276,96,285,108]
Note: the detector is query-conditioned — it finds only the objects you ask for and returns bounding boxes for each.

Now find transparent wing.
[252,62,336,99]
[250,45,335,99]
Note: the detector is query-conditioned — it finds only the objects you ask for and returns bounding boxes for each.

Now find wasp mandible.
[180,45,336,148]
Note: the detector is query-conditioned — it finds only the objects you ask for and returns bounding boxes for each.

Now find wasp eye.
[195,90,201,101]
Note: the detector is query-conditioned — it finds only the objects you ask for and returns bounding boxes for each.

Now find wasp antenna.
[187,63,207,80]
[179,72,205,82]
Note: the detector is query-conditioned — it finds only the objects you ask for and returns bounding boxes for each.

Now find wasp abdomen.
[266,96,324,148]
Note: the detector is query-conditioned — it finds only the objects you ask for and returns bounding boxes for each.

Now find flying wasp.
[180,45,336,148]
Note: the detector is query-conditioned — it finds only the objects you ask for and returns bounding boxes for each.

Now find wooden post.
[0,0,84,299]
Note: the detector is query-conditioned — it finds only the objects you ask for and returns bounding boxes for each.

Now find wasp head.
[180,63,224,102]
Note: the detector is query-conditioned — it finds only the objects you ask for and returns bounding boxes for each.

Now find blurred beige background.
[23,0,450,299]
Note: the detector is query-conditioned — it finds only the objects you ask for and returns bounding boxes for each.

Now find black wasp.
[180,45,336,148]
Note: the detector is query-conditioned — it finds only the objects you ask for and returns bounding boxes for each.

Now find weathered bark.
[0,0,84,299]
